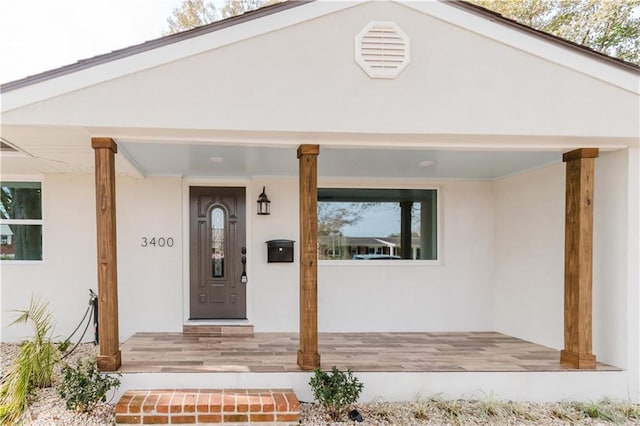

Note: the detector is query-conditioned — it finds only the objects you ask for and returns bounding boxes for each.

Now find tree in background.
[166,0,217,34]
[468,0,640,64]
[166,0,283,34]
[166,0,639,64]
[220,0,278,19]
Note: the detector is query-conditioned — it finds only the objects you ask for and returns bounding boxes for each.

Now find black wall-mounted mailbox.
[266,239,295,263]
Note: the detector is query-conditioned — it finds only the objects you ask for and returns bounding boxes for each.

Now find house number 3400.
[141,237,174,248]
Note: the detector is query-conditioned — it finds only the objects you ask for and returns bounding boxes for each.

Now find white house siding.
[117,176,184,339]
[317,181,495,332]
[1,175,98,342]
[0,175,184,342]
[593,149,629,370]
[628,146,640,402]
[2,2,637,141]
[2,155,635,399]
[242,177,300,333]
[2,174,495,340]
[493,150,635,374]
[493,164,565,350]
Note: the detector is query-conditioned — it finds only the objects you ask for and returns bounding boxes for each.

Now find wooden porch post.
[91,137,121,371]
[560,148,599,369]
[297,144,321,370]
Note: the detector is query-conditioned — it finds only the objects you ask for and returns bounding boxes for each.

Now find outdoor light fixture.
[257,186,271,215]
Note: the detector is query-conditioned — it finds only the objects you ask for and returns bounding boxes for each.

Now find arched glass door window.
[211,207,225,278]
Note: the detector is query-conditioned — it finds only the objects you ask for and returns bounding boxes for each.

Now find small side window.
[0,182,43,261]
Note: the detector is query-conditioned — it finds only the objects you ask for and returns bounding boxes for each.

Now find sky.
[0,0,182,84]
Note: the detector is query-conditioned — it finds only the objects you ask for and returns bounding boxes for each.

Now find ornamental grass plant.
[0,297,60,425]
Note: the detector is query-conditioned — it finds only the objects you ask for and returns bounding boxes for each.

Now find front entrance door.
[189,187,246,319]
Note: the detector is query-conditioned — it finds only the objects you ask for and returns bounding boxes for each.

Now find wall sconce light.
[257,186,271,215]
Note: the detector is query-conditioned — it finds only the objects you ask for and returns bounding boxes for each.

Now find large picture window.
[318,188,437,261]
[0,181,43,261]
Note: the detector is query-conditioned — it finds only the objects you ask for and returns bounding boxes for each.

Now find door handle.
[241,247,247,283]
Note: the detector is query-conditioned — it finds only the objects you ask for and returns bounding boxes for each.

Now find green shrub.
[0,297,60,424]
[309,366,363,420]
[57,358,121,413]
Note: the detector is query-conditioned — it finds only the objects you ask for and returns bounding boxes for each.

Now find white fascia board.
[105,128,637,149]
[1,1,359,113]
[401,1,640,95]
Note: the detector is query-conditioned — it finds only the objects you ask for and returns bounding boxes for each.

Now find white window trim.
[0,219,42,225]
[317,182,442,266]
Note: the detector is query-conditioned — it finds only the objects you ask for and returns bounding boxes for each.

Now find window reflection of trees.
[317,189,437,261]
[0,183,42,260]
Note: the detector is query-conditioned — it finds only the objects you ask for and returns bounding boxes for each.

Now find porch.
[114,331,629,403]
[119,331,618,374]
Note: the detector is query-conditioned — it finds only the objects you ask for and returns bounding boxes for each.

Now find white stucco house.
[1,0,639,403]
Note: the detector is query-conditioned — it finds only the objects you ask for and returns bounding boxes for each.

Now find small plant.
[374,403,394,422]
[0,297,60,424]
[412,404,429,421]
[476,392,501,418]
[412,396,431,421]
[617,401,640,420]
[429,396,466,425]
[309,366,364,420]
[550,403,576,422]
[504,401,539,421]
[58,338,71,354]
[57,358,121,413]
[575,399,620,423]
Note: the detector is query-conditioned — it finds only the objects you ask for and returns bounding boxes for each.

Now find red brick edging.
[115,389,300,424]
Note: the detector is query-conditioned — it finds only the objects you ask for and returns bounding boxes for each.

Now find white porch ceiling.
[0,125,574,180]
[118,141,561,180]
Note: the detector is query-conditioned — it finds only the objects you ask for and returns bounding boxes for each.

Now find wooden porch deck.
[119,332,618,373]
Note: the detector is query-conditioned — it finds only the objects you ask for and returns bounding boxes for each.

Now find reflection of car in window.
[352,254,401,260]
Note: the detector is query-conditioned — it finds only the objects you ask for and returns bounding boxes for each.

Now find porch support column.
[400,201,413,259]
[297,144,321,370]
[91,137,121,371]
[560,148,599,369]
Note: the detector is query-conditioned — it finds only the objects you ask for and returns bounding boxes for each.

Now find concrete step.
[182,324,254,337]
[115,388,300,424]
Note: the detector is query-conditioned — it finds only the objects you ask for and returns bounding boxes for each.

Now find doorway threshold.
[183,320,253,337]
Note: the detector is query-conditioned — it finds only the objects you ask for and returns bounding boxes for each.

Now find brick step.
[115,389,300,425]
[182,324,254,337]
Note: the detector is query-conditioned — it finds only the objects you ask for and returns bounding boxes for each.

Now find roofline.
[0,0,312,93]
[449,0,639,74]
[1,0,637,94]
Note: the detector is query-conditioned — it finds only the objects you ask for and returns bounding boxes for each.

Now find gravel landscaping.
[2,343,639,425]
[1,342,116,425]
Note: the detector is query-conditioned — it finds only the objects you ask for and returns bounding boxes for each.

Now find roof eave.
[448,0,639,74]
[0,0,313,93]
[2,0,637,96]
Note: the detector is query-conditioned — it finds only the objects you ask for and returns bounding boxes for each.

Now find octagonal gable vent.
[355,21,410,79]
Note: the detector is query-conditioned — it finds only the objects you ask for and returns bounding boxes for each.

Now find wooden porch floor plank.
[118,332,619,373]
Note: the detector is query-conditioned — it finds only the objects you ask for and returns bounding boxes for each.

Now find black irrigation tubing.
[61,290,97,360]
[66,302,92,342]
[61,308,93,360]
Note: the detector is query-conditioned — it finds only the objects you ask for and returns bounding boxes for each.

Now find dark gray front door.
[189,187,246,319]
